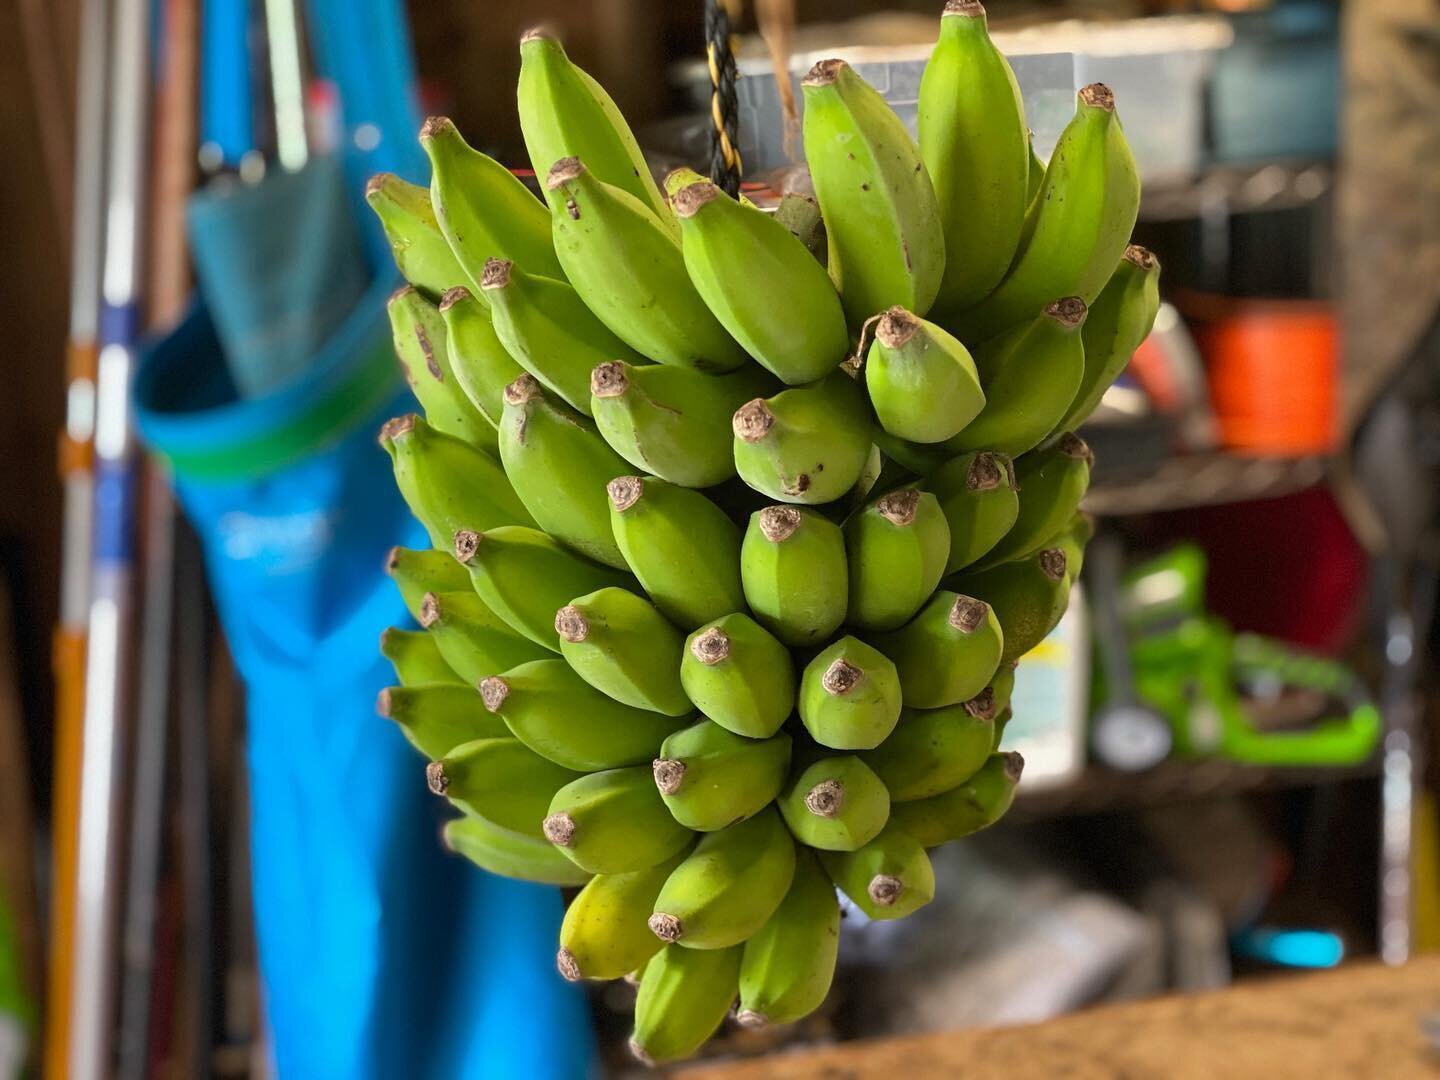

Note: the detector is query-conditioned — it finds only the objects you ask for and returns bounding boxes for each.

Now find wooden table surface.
[683,956,1440,1079]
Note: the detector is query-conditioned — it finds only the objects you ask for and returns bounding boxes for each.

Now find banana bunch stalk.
[367,5,1158,1065]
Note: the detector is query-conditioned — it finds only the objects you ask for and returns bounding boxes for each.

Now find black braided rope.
[705,0,742,196]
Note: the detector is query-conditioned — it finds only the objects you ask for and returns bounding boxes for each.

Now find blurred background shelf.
[1083,451,1330,517]
[1139,160,1333,223]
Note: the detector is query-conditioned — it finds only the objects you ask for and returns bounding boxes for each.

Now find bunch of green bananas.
[368,2,1160,1064]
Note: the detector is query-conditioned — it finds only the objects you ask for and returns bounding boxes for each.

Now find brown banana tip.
[732,399,775,442]
[418,592,442,628]
[736,1009,768,1029]
[375,688,394,717]
[653,758,687,795]
[607,475,644,512]
[670,180,721,218]
[555,948,582,982]
[874,306,921,349]
[452,529,481,563]
[821,657,864,696]
[628,1038,655,1067]
[545,156,585,189]
[1002,455,1019,491]
[503,373,542,406]
[438,285,471,311]
[868,873,904,907]
[1045,296,1088,327]
[964,687,997,721]
[1003,751,1025,782]
[479,257,512,290]
[590,361,629,398]
[519,24,558,45]
[949,595,989,633]
[647,912,683,943]
[364,173,391,200]
[378,414,417,444]
[387,283,417,305]
[1039,548,1068,581]
[418,115,453,141]
[944,0,986,16]
[555,605,589,643]
[425,760,449,795]
[804,778,845,817]
[802,58,846,87]
[542,812,576,846]
[875,487,921,526]
[479,676,510,713]
[968,452,1003,492]
[690,627,732,665]
[1125,243,1158,270]
[758,505,803,543]
[1059,432,1093,465]
[384,546,402,573]
[1080,83,1115,111]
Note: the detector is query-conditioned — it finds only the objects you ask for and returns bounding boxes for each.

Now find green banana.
[557,850,690,982]
[556,587,690,715]
[442,812,593,886]
[648,807,795,949]
[376,683,506,760]
[872,591,1005,709]
[736,848,840,1028]
[924,451,1019,573]
[952,83,1140,341]
[607,476,745,628]
[671,179,850,385]
[801,59,944,324]
[438,285,524,427]
[590,360,774,488]
[546,157,746,372]
[1053,511,1094,585]
[964,660,1017,736]
[630,944,742,1066]
[740,505,848,647]
[497,374,630,568]
[384,544,471,621]
[945,297,1087,458]
[379,626,460,687]
[950,547,1070,664]
[889,751,1024,847]
[819,823,935,920]
[1054,243,1161,432]
[427,736,581,837]
[480,657,687,770]
[1026,131,1046,211]
[918,1,1030,315]
[864,307,985,443]
[481,256,646,416]
[777,754,890,851]
[731,371,874,505]
[799,636,903,750]
[544,766,695,875]
[420,116,564,287]
[971,433,1092,570]
[844,487,951,631]
[451,525,632,650]
[379,414,535,548]
[773,192,826,263]
[993,706,1013,751]
[860,701,996,801]
[365,173,467,300]
[653,719,791,831]
[679,614,796,739]
[517,28,675,232]
[415,588,550,685]
[387,286,495,449]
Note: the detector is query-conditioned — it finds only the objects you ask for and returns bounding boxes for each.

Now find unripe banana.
[607,476,745,629]
[777,754,890,851]
[740,505,848,647]
[648,806,796,950]
[544,766,695,875]
[557,849,690,983]
[949,547,1070,664]
[961,661,1017,749]
[736,848,840,1028]
[1026,131,1046,211]
[547,157,746,371]
[971,433,1092,570]
[517,28,675,233]
[801,59,944,323]
[630,944,741,1066]
[871,591,1004,709]
[952,84,1140,341]
[438,285,524,427]
[420,116,564,287]
[379,626,460,687]
[799,637,903,750]
[384,545,471,621]
[924,451,1019,573]
[376,683,507,760]
[380,414,535,548]
[918,1,1029,315]
[946,297,1087,458]
[889,751,1024,847]
[590,360,774,488]
[387,286,495,449]
[1054,244,1161,433]
[498,374,630,568]
[773,192,826,263]
[415,589,550,685]
[860,701,995,802]
[844,487,951,631]
[556,587,690,716]
[864,306,984,443]
[427,737,582,837]
[452,525,633,650]
[732,371,874,505]
[672,179,850,385]
[679,614,795,739]
[481,256,646,415]
[365,173,467,300]
[442,812,592,887]
[1052,511,1094,585]
[818,823,935,920]
[480,658,688,771]
[654,719,792,831]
